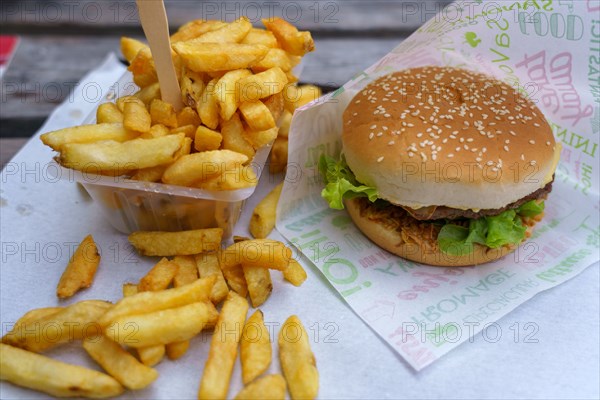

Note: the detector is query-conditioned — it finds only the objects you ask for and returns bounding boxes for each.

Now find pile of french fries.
[1,227,315,398]
[40,16,321,190]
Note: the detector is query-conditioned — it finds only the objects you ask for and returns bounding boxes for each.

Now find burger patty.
[392,176,554,221]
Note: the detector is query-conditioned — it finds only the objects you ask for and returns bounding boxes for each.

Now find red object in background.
[0,36,19,66]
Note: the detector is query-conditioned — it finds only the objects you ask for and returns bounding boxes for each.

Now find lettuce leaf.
[438,200,545,256]
[318,154,378,210]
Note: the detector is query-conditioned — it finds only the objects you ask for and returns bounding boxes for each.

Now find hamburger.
[319,66,561,266]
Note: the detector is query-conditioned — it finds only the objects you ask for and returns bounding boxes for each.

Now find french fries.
[283,259,308,287]
[279,316,319,399]
[234,374,286,400]
[243,265,273,308]
[43,17,315,198]
[269,137,288,173]
[2,300,110,353]
[138,257,179,292]
[250,182,283,239]
[98,277,216,326]
[262,17,315,56]
[83,335,159,390]
[165,255,199,360]
[96,103,124,124]
[41,123,138,151]
[128,228,223,256]
[238,67,288,103]
[239,100,276,131]
[198,291,249,399]
[59,134,185,172]
[0,343,125,398]
[240,310,272,384]
[105,301,218,348]
[195,252,229,304]
[56,234,100,299]
[162,150,248,187]
[221,239,292,271]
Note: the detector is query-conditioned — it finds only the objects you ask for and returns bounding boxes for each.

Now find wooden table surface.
[0,0,450,167]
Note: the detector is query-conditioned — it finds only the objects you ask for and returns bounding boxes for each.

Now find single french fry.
[195,165,258,191]
[171,20,227,43]
[277,110,292,138]
[189,17,252,44]
[150,99,178,128]
[83,335,158,390]
[134,82,161,106]
[173,42,269,73]
[41,123,138,151]
[250,182,283,239]
[234,374,286,400]
[282,259,307,287]
[122,283,138,297]
[195,252,229,304]
[284,84,322,112]
[59,134,184,172]
[198,78,220,130]
[141,123,170,139]
[96,103,124,124]
[251,48,293,72]
[263,92,285,123]
[98,276,216,326]
[138,257,179,292]
[121,37,147,63]
[105,302,218,348]
[170,124,196,139]
[241,28,278,48]
[243,126,279,149]
[262,17,315,56]
[178,106,202,127]
[162,150,248,187]
[221,239,292,271]
[172,255,199,287]
[279,316,319,399]
[269,137,288,174]
[239,100,276,131]
[194,125,223,152]
[241,310,272,384]
[9,307,63,332]
[128,47,158,88]
[238,67,288,103]
[219,260,248,298]
[242,265,272,307]
[0,343,124,398]
[2,300,111,353]
[165,340,190,360]
[180,69,206,108]
[198,291,249,399]
[128,228,223,257]
[215,69,252,121]
[221,113,256,160]
[123,97,152,133]
[137,344,166,367]
[56,234,100,299]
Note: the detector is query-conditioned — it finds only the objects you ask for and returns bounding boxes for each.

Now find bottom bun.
[345,198,538,267]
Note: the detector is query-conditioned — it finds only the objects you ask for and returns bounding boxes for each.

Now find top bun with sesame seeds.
[319,66,561,266]
[342,66,559,212]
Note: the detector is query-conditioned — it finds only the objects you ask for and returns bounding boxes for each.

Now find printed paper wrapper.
[276,0,600,370]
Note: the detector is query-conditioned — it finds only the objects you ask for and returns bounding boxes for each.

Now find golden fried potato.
[41,123,137,151]
[250,182,283,239]
[240,310,272,384]
[262,17,315,56]
[96,103,123,124]
[173,42,269,73]
[128,229,223,256]
[150,99,178,128]
[235,374,286,400]
[56,234,100,299]
[194,125,223,152]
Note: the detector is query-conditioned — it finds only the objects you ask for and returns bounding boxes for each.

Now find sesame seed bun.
[345,197,539,266]
[343,66,558,211]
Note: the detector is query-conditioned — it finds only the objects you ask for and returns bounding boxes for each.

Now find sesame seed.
[377,156,384,163]
[369,132,374,140]
[388,140,395,145]
[529,140,535,144]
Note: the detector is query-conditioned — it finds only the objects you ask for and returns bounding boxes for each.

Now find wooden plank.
[1,0,450,34]
[1,35,399,137]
